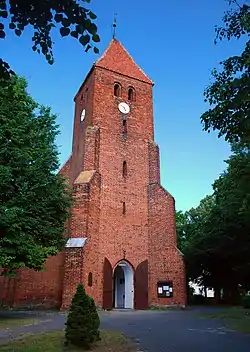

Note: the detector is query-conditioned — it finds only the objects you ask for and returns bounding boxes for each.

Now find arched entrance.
[113,260,134,309]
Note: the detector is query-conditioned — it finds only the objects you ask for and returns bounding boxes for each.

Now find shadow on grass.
[0,330,136,352]
[0,315,39,330]
[198,307,250,334]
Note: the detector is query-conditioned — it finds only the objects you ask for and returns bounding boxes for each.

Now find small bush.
[242,295,250,309]
[65,284,100,349]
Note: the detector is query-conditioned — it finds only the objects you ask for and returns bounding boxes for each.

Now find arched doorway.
[113,260,134,309]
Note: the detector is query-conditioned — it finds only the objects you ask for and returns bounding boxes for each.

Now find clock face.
[118,102,130,114]
[80,109,86,122]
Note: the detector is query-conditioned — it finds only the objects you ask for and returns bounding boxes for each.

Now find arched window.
[128,87,135,101]
[114,83,121,97]
[123,161,127,178]
[88,272,93,287]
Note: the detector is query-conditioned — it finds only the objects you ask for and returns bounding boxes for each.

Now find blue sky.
[2,0,244,211]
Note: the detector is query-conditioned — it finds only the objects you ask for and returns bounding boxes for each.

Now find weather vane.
[112,13,117,39]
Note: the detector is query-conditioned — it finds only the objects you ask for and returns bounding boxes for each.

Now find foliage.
[201,0,250,147]
[242,295,250,309]
[0,0,99,79]
[176,145,250,303]
[65,284,100,349]
[0,75,72,276]
[178,0,250,304]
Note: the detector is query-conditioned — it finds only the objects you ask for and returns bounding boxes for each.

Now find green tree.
[179,145,250,302]
[211,145,250,292]
[175,210,188,251]
[0,0,99,79]
[65,284,100,349]
[0,75,72,276]
[201,0,250,147]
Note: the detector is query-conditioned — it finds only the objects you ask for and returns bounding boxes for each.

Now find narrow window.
[122,119,127,136]
[88,272,93,287]
[123,161,127,178]
[114,83,121,97]
[123,202,126,214]
[128,87,135,101]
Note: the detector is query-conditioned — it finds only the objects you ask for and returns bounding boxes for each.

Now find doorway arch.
[113,260,134,309]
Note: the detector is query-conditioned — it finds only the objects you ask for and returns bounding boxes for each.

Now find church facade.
[0,39,186,309]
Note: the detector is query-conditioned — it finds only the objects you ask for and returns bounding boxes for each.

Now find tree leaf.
[54,13,63,23]
[17,23,24,31]
[60,27,70,37]
[0,29,5,38]
[0,1,7,10]
[62,18,70,27]
[76,24,84,34]
[92,34,100,43]
[93,46,99,54]
[70,30,78,39]
[79,34,90,46]
[14,29,21,36]
[9,22,15,29]
[0,10,7,18]
[85,44,91,52]
[87,22,97,35]
[89,11,97,20]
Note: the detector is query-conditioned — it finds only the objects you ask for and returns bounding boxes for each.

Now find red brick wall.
[148,182,186,306]
[61,247,83,309]
[0,253,65,308]
[61,170,102,308]
[82,171,102,305]
[71,72,95,183]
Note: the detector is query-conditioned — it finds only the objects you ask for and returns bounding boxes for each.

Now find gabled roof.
[74,39,153,100]
[95,39,153,85]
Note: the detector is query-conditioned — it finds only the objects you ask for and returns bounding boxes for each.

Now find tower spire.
[112,13,117,39]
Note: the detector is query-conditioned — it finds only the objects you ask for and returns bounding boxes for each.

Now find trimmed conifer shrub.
[65,284,100,349]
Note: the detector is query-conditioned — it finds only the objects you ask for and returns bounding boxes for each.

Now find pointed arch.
[113,260,134,309]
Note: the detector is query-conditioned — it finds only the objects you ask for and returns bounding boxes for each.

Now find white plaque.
[158,287,163,294]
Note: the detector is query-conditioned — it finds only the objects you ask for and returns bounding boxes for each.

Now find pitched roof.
[95,39,153,85]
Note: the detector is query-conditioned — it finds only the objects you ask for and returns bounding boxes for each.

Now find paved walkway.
[0,308,250,351]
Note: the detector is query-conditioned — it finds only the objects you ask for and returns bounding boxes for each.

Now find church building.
[0,39,186,309]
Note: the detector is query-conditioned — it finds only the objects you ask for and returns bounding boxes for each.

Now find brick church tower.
[0,38,186,309]
[60,39,186,309]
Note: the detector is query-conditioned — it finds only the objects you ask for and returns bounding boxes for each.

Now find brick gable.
[95,39,153,85]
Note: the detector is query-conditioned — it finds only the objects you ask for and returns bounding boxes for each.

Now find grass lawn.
[0,330,136,352]
[0,316,38,330]
[199,307,250,334]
